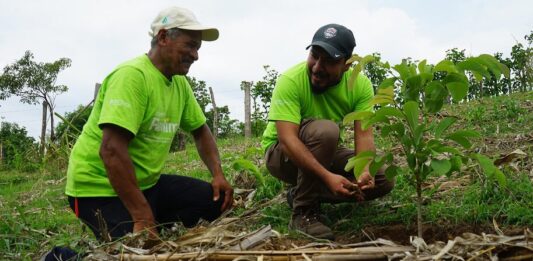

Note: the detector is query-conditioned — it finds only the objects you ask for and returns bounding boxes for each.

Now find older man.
[261,23,394,240]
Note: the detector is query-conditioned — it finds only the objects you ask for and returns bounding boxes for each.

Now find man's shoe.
[289,208,334,240]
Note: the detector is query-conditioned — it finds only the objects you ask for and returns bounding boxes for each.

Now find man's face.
[161,29,202,76]
[307,46,350,94]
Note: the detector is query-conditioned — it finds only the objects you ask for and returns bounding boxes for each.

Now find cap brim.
[306,41,343,60]
[179,25,219,41]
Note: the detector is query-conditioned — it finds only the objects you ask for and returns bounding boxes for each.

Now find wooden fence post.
[94,83,101,100]
[209,87,218,140]
[243,81,252,138]
[40,100,48,157]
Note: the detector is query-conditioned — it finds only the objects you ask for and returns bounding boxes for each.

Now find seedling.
[344,54,510,238]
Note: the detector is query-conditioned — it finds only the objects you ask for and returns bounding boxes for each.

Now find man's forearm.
[100,126,155,226]
[192,124,223,177]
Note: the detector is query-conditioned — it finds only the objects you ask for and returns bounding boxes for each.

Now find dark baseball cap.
[306,23,356,60]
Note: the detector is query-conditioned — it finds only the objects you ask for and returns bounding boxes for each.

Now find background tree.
[0,122,39,171]
[187,76,212,112]
[364,52,389,94]
[0,51,71,154]
[510,31,533,93]
[55,104,94,145]
[250,65,278,136]
[205,105,241,138]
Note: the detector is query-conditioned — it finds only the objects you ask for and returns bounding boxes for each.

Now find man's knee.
[300,119,340,146]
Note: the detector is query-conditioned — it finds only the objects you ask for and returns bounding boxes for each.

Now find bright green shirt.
[65,55,206,197]
[261,61,374,152]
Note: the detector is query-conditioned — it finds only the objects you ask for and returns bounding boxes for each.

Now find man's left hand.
[357,171,375,190]
[211,176,234,212]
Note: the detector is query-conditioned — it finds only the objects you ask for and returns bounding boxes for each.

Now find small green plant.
[344,54,510,238]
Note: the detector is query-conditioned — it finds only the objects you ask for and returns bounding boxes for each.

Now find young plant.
[344,54,509,238]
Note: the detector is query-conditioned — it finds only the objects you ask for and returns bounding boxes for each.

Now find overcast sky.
[0,0,531,139]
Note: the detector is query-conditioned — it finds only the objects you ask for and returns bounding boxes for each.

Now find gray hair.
[150,28,182,48]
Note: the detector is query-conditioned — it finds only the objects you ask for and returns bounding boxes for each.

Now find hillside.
[1,92,532,260]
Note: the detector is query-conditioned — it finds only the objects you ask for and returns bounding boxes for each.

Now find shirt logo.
[324,27,337,38]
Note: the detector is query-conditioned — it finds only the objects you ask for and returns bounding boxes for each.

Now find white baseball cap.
[149,7,219,41]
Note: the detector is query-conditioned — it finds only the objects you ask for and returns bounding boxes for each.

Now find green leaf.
[431,159,451,176]
[393,61,411,81]
[378,77,397,89]
[446,81,469,102]
[375,107,403,119]
[433,146,461,155]
[424,81,447,113]
[348,55,375,89]
[494,169,507,187]
[477,54,502,80]
[446,130,480,149]
[351,151,375,179]
[384,165,400,180]
[405,75,423,102]
[404,101,419,130]
[369,153,392,176]
[362,114,389,130]
[418,59,427,74]
[370,94,394,106]
[449,155,462,174]
[434,117,457,138]
[457,58,491,79]
[343,111,374,125]
[413,123,426,146]
[232,159,264,185]
[474,154,507,186]
[498,62,510,79]
[390,122,405,137]
[407,153,416,169]
[344,156,356,172]
[377,86,395,97]
[434,60,458,74]
[447,136,471,148]
[346,54,362,65]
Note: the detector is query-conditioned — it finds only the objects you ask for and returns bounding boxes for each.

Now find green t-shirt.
[261,61,374,152]
[65,54,206,197]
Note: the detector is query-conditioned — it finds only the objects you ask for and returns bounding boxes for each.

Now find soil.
[337,223,527,245]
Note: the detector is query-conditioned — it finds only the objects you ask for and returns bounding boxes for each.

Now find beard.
[310,83,329,94]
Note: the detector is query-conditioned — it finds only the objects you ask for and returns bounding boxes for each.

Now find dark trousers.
[265,119,394,210]
[43,174,222,260]
[69,174,224,240]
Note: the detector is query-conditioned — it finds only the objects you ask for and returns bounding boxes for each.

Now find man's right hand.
[133,218,159,239]
[324,174,364,201]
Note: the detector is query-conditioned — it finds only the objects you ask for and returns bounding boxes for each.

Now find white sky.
[0,0,531,138]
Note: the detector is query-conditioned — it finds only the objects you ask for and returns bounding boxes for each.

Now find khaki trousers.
[265,119,394,210]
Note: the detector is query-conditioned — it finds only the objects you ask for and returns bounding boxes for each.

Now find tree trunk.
[40,100,48,157]
[415,172,423,239]
[49,105,55,141]
[244,82,252,138]
[209,87,218,140]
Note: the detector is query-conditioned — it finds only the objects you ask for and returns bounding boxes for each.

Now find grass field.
[1,92,532,260]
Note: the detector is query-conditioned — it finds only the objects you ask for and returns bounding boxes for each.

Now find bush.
[0,122,40,171]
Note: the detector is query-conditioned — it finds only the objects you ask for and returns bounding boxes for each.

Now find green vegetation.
[1,92,532,260]
[344,53,510,237]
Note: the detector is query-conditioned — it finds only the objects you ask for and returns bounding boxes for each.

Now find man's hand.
[324,173,364,201]
[211,175,234,212]
[357,171,375,190]
[133,219,159,239]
